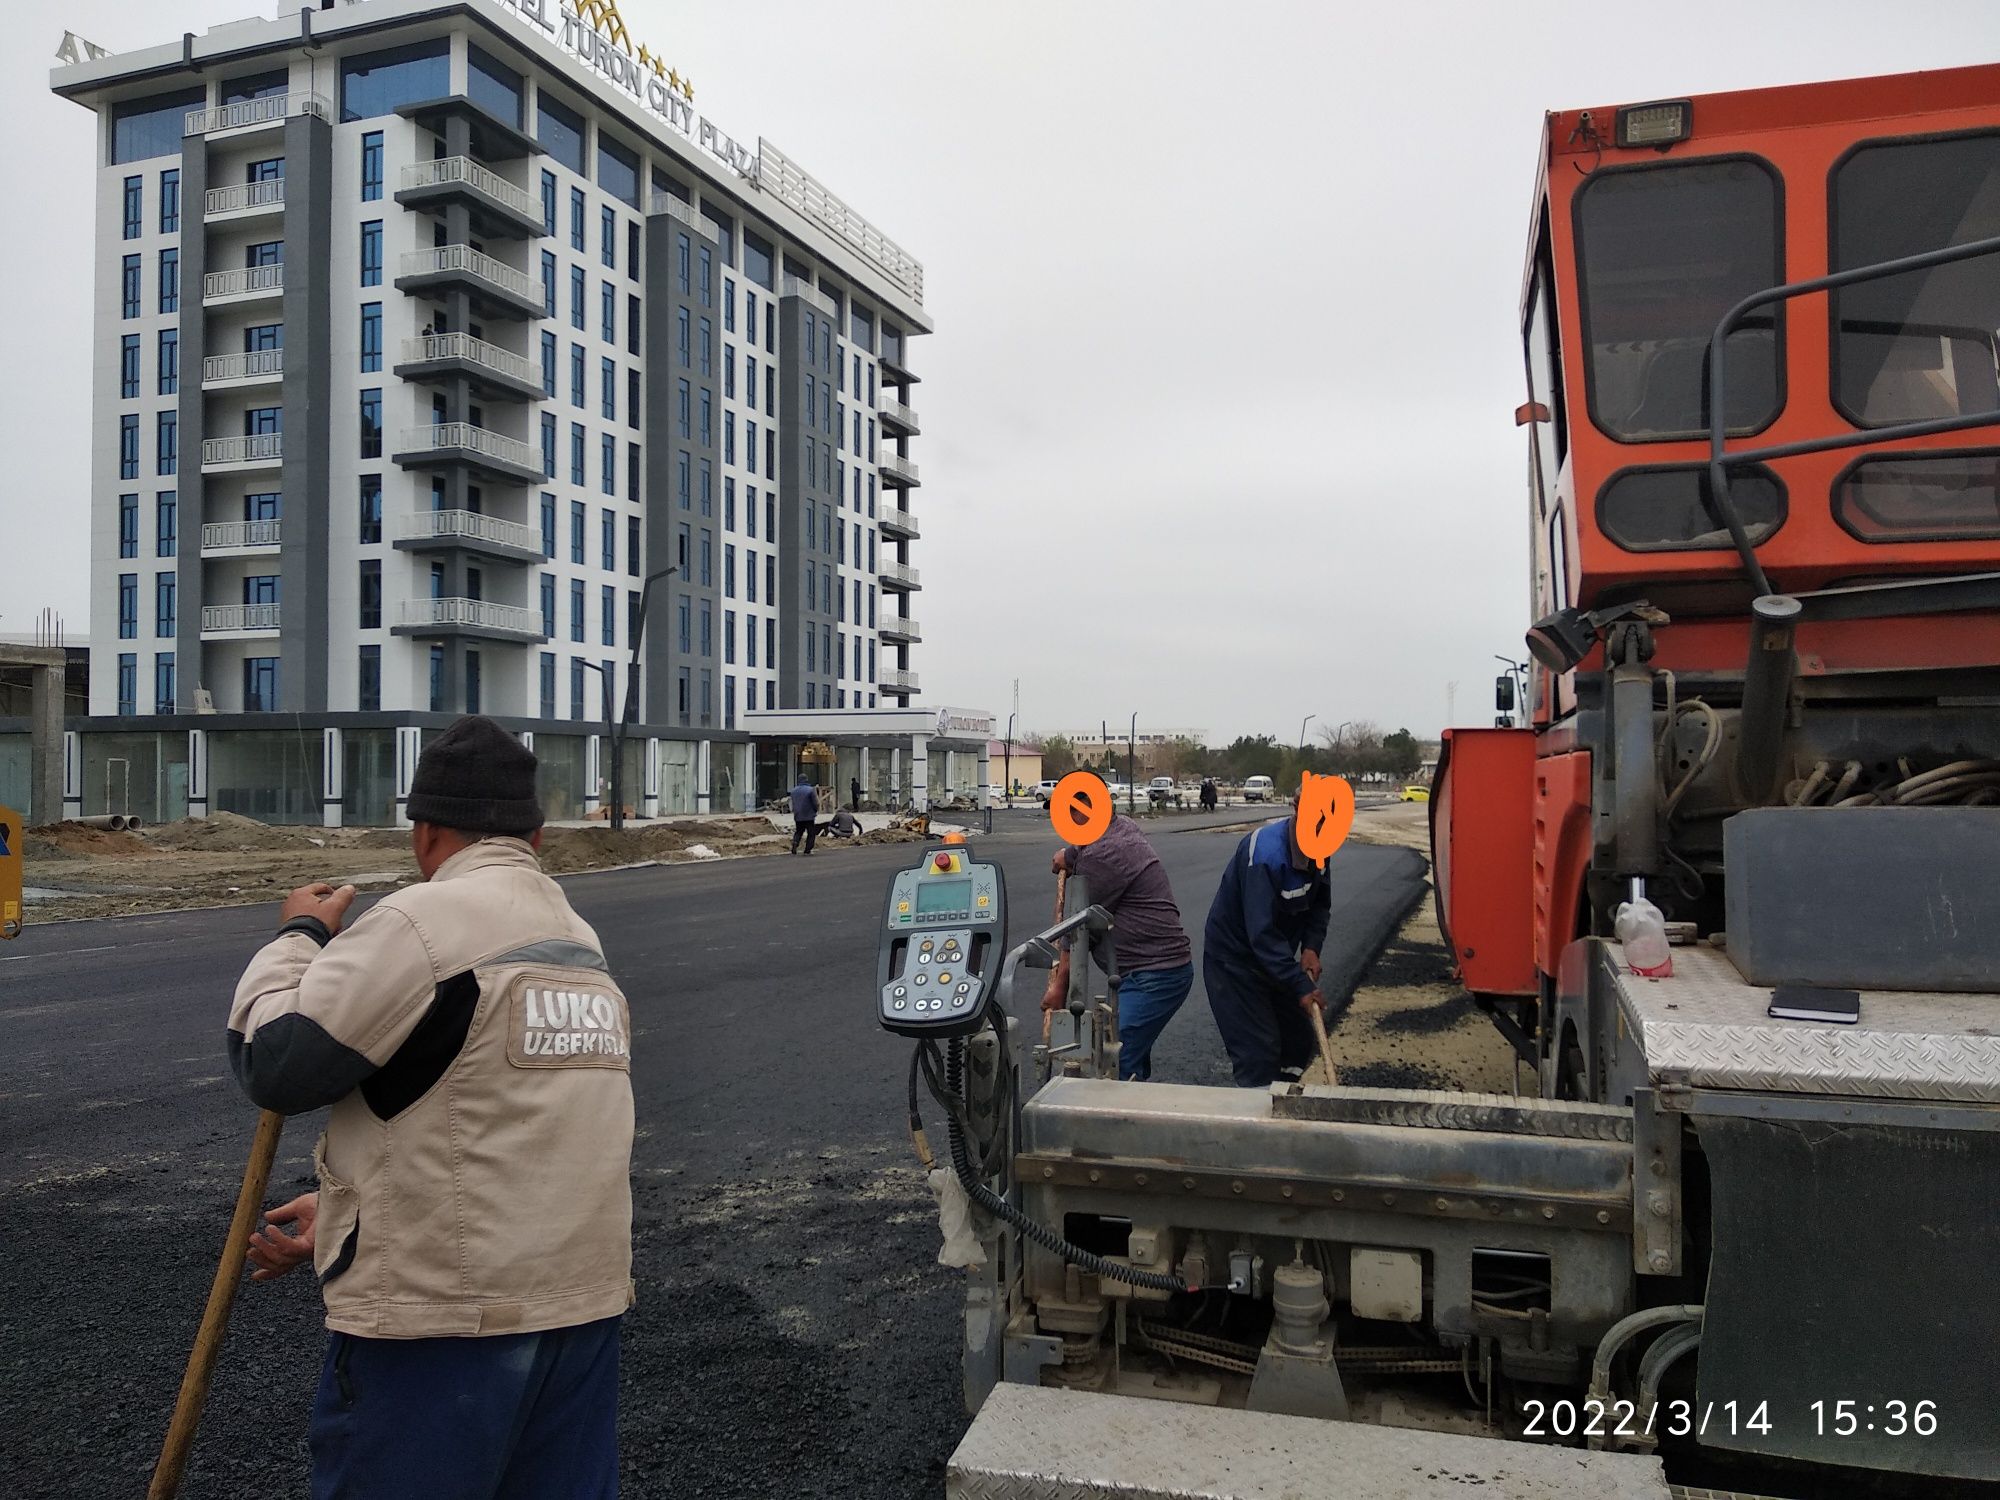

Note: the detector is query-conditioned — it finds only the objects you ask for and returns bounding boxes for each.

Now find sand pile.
[21,823,151,861]
[141,811,325,852]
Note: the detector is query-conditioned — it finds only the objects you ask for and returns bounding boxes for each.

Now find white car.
[1034,779,1062,802]
[1243,774,1276,802]
[1147,776,1179,807]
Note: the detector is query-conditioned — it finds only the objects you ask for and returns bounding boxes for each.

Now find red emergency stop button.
[933,853,952,871]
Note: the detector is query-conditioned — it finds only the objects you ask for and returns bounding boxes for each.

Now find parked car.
[1399,784,1431,803]
[1147,775,1179,807]
[1243,774,1276,802]
[1034,779,1062,802]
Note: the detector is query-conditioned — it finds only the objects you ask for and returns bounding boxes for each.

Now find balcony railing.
[879,504,919,536]
[647,192,723,243]
[399,597,542,636]
[202,433,283,467]
[880,451,920,485]
[398,333,535,388]
[205,179,286,217]
[183,92,331,137]
[781,274,835,316]
[880,668,919,692]
[399,245,533,301]
[394,509,541,553]
[201,520,281,551]
[878,395,920,431]
[880,560,922,588]
[203,349,284,385]
[400,156,536,220]
[204,264,284,301]
[880,615,922,640]
[398,422,538,473]
[201,603,281,633]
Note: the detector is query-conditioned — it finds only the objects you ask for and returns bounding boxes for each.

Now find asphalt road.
[0,809,1425,1498]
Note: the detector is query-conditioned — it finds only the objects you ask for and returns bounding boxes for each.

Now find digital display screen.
[916,877,972,915]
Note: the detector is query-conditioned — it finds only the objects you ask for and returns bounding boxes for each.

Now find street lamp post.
[1299,713,1316,750]
[593,564,678,832]
[1003,711,1015,808]
[1127,712,1137,813]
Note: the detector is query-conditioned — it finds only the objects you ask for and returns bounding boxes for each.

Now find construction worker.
[789,773,822,854]
[1201,803,1332,1087]
[228,716,634,1499]
[1043,815,1193,1081]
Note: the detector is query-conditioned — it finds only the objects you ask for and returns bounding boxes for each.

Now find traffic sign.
[0,803,21,940]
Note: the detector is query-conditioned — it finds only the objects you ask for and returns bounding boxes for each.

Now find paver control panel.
[876,845,1006,1038]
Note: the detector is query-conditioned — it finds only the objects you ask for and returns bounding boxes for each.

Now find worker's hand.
[1299,989,1325,1014]
[246,1192,318,1282]
[280,883,358,936]
[1049,849,1070,876]
[1040,974,1067,1012]
[1300,949,1322,984]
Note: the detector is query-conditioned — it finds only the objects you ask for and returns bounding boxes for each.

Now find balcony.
[646,193,723,243]
[201,519,281,556]
[394,245,540,321]
[201,433,283,472]
[398,96,543,163]
[204,264,284,306]
[204,178,285,222]
[391,422,542,485]
[879,451,920,489]
[877,396,920,435]
[396,157,543,239]
[879,504,919,539]
[183,92,330,138]
[392,596,544,644]
[879,615,922,643]
[393,332,541,403]
[879,340,917,384]
[880,668,919,695]
[201,603,281,639]
[880,559,922,591]
[203,348,283,390]
[392,509,542,564]
[781,274,835,316]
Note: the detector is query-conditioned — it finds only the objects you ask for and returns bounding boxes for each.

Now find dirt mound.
[141,811,323,852]
[21,823,150,860]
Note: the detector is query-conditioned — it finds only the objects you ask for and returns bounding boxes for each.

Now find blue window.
[118,574,138,638]
[628,516,641,577]
[245,657,280,712]
[156,572,176,637]
[570,657,585,719]
[360,303,382,372]
[157,491,177,557]
[601,281,614,344]
[120,335,141,398]
[569,342,585,408]
[602,434,616,496]
[541,250,557,317]
[358,645,381,711]
[541,331,557,397]
[699,246,712,307]
[677,452,691,509]
[570,266,585,330]
[245,574,281,606]
[601,584,616,645]
[123,176,143,240]
[601,357,616,420]
[155,652,176,714]
[724,607,736,662]
[540,170,557,237]
[158,329,178,395]
[570,578,585,641]
[159,248,179,313]
[427,647,444,713]
[466,43,523,128]
[677,378,691,438]
[677,308,690,367]
[541,412,557,478]
[700,390,712,445]
[360,130,384,201]
[537,91,585,175]
[745,420,757,476]
[724,477,736,531]
[120,415,140,479]
[743,229,774,291]
[597,135,639,208]
[540,572,556,636]
[570,424,585,485]
[699,459,712,516]
[121,255,141,318]
[601,509,616,570]
[541,493,557,558]
[157,412,177,475]
[699,318,713,377]
[746,294,758,347]
[360,220,383,286]
[247,323,282,353]
[724,277,736,333]
[677,594,691,652]
[119,494,139,558]
[111,88,204,165]
[540,652,557,718]
[117,653,137,716]
[360,389,382,458]
[676,233,691,294]
[601,205,616,269]
[570,499,586,564]
[360,475,381,543]
[700,531,713,588]
[340,39,450,122]
[700,600,712,658]
[357,559,381,629]
[570,187,585,251]
[160,168,180,234]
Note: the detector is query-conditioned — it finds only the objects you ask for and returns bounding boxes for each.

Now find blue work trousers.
[309,1315,621,1500]
[1204,954,1316,1087]
[1116,962,1193,1081]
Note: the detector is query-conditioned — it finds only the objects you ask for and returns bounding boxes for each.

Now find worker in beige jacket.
[227,715,634,1500]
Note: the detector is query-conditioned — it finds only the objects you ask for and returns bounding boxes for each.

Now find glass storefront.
[659,739,696,814]
[0,735,31,822]
[710,742,750,813]
[74,730,190,824]
[534,734,587,822]
[209,729,318,825]
[342,728,397,827]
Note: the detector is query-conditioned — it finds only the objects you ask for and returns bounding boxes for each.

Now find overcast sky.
[5,1,1995,740]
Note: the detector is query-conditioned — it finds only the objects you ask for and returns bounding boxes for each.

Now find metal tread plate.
[948,1384,1670,1500]
[1274,1085,1634,1141]
[1615,947,2000,1102]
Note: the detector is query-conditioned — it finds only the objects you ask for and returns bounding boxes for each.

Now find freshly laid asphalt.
[0,807,1426,1498]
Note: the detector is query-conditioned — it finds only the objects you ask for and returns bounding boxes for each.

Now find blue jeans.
[309,1315,621,1500]
[1117,962,1193,1081]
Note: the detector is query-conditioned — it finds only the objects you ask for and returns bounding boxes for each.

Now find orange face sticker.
[1295,772,1355,868]
[1049,771,1114,848]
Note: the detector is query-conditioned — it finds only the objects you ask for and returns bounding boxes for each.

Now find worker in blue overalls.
[1201,800,1332,1087]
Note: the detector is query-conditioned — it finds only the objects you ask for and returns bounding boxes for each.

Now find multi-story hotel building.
[44,0,937,823]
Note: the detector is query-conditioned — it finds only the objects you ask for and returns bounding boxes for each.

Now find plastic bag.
[928,1168,986,1269]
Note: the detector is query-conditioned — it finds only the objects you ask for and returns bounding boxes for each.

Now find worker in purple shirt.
[1043,815,1193,1080]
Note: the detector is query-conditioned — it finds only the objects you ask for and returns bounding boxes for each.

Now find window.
[699,246,713,307]
[677,451,691,509]
[745,420,758,475]
[677,594,691,652]
[121,255,140,318]
[354,645,380,712]
[540,572,557,635]
[570,187,585,251]
[360,303,382,372]
[570,578,585,641]
[541,331,558,397]
[467,43,523,127]
[541,412,557,478]
[699,459,712,515]
[602,434,617,495]
[571,501,586,564]
[156,412,177,476]
[597,135,639,208]
[700,390,713,445]
[154,652,176,714]
[158,329,179,396]
[541,170,557,237]
[340,39,450,122]
[743,230,774,290]
[1574,158,1782,442]
[597,583,615,646]
[1597,464,1786,552]
[542,250,557,317]
[628,369,641,430]
[123,176,143,240]
[1522,230,1569,516]
[700,530,713,588]
[1834,449,2000,542]
[351,558,381,629]
[118,574,138,638]
[677,308,691,367]
[540,652,557,718]
[538,493,556,559]
[156,491,177,557]
[361,130,384,201]
[360,389,382,458]
[602,281,615,344]
[427,646,444,713]
[360,220,383,287]
[153,571,176,638]
[677,232,692,294]
[118,494,139,559]
[537,92,585,175]
[628,294,641,356]
[570,343,585,408]
[677,378,692,439]
[159,248,179,313]
[747,613,757,663]
[746,297,759,351]
[360,475,382,543]
[119,335,141,399]
[746,547,758,603]
[699,317,713,377]
[571,265,585,330]
[111,88,205,165]
[117,654,137,717]
[601,508,617,571]
[601,205,616,269]
[570,423,586,485]
[571,657,586,719]
[724,277,737,332]
[700,601,712,660]
[244,656,280,712]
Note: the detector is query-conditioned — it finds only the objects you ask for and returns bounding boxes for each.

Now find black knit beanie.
[406,716,545,835]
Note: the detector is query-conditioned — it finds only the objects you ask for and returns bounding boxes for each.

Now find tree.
[1382,728,1421,778]
[1041,734,1077,778]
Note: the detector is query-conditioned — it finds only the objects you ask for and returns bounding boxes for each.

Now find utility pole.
[1003,710,1015,809]
[1127,712,1137,813]
[594,564,678,831]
